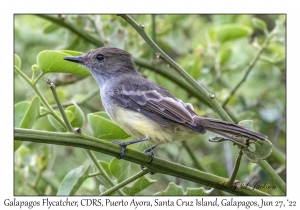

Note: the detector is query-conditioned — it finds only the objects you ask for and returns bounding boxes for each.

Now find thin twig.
[182,141,207,172]
[88,172,102,177]
[151,14,156,59]
[51,88,99,108]
[100,169,151,195]
[33,72,44,85]
[226,150,243,186]
[47,79,73,132]
[34,168,44,187]
[222,31,275,107]
[85,150,125,195]
[36,15,102,46]
[93,15,108,46]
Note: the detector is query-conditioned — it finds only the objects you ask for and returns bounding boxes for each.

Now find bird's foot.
[140,145,157,171]
[112,141,128,159]
[112,137,149,159]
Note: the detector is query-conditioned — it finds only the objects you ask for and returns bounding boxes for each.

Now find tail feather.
[194,116,268,141]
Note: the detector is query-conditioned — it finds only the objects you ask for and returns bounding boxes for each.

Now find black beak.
[63,56,84,64]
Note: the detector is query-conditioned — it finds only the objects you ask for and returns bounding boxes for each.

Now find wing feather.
[110,79,201,130]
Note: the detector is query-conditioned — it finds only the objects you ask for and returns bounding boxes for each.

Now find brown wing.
[110,79,206,133]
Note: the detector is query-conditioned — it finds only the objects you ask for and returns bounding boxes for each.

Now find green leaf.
[14,97,40,151]
[96,161,113,188]
[14,101,30,151]
[155,183,213,196]
[160,182,185,195]
[16,145,31,158]
[123,176,156,195]
[191,62,202,79]
[32,115,57,132]
[208,27,217,42]
[65,110,74,122]
[238,120,254,131]
[99,161,113,179]
[14,54,21,69]
[88,111,130,140]
[65,104,85,128]
[57,165,90,195]
[109,158,130,183]
[248,143,256,152]
[37,50,90,76]
[14,141,22,152]
[217,24,253,43]
[48,111,67,132]
[59,50,84,56]
[43,23,60,33]
[252,18,267,33]
[19,97,40,129]
[243,140,273,163]
[238,120,272,162]
[186,187,213,195]
[14,101,30,127]
[82,177,96,191]
[217,44,232,65]
[31,64,39,73]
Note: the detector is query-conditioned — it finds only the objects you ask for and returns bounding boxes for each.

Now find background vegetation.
[14,14,286,195]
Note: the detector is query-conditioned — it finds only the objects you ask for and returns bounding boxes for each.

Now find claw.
[140,145,157,170]
[144,149,154,164]
[112,141,128,159]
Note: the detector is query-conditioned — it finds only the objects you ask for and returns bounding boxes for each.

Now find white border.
[2,0,299,209]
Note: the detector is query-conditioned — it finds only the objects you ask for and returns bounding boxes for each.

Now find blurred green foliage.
[14,14,285,195]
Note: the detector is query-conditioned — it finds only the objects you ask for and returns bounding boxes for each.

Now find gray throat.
[90,71,110,89]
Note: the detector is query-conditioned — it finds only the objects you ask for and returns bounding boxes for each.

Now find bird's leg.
[140,145,158,171]
[112,137,148,159]
[144,145,157,164]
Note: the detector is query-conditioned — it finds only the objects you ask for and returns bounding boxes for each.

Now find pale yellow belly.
[108,106,198,144]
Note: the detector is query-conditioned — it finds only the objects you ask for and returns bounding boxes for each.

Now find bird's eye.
[96,54,105,62]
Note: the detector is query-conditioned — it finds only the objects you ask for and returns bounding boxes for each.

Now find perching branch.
[14,128,269,196]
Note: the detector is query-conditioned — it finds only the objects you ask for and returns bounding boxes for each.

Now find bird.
[64,47,267,162]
